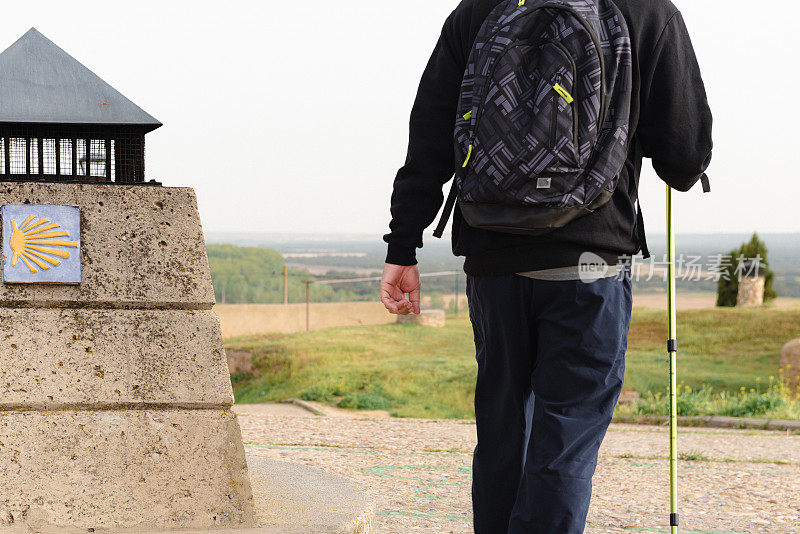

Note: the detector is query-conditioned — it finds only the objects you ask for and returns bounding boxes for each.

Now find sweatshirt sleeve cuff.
[385,244,418,266]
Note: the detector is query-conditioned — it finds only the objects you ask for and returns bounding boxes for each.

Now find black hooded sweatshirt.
[383,0,713,275]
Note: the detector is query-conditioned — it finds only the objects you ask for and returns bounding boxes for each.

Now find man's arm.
[638,11,713,191]
[381,5,471,314]
[383,8,469,266]
[380,263,421,315]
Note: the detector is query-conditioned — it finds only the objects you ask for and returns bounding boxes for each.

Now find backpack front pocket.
[540,41,579,167]
[548,76,578,161]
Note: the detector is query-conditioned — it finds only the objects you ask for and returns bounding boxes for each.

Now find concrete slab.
[0,182,215,308]
[160,457,375,534]
[0,308,232,407]
[246,457,374,534]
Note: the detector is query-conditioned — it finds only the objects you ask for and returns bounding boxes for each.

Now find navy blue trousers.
[466,273,631,534]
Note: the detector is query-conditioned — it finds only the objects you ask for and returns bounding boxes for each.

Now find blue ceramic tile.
[2,204,81,284]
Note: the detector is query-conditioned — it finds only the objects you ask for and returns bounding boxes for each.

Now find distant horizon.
[204,231,800,262]
[205,230,800,241]
[204,231,800,294]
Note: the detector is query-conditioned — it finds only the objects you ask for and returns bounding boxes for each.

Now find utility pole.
[454,272,459,316]
[283,265,289,305]
[304,280,311,332]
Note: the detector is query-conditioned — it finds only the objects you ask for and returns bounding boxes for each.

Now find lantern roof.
[0,28,161,132]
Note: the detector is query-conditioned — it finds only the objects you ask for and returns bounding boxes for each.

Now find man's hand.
[381,263,421,315]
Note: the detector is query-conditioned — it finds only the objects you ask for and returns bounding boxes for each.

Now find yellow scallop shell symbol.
[9,214,78,274]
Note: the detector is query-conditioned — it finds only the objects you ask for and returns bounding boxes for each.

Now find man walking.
[381,0,712,532]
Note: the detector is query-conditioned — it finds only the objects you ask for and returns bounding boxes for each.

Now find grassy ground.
[227,305,800,419]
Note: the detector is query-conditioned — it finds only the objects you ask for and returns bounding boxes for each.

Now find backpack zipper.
[547,40,579,150]
[550,74,561,149]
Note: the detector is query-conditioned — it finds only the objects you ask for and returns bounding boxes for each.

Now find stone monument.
[736,260,766,307]
[397,309,446,327]
[0,29,255,531]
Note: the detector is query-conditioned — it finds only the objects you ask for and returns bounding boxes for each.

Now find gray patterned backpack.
[433,0,632,237]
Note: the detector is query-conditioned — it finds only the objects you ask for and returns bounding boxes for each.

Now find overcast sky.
[1,0,798,239]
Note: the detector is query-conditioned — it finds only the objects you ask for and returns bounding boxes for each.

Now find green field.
[228,306,800,420]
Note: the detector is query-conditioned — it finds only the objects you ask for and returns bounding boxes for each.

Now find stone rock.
[780,338,800,397]
[736,275,765,307]
[397,309,446,328]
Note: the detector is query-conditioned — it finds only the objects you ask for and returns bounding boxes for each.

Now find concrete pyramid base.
[0,182,256,531]
[0,182,375,532]
[0,409,254,532]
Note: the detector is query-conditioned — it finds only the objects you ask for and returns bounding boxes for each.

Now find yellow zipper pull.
[518,0,525,6]
[553,83,574,104]
[462,144,473,168]
[462,110,473,120]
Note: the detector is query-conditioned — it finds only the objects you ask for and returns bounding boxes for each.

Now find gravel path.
[234,404,800,534]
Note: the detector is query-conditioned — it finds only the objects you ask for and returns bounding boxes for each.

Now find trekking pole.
[666,185,679,532]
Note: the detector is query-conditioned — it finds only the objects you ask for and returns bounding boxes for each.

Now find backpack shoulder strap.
[700,173,711,192]
[433,179,458,238]
[636,200,650,259]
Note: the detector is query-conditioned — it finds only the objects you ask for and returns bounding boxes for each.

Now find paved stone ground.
[234,404,800,534]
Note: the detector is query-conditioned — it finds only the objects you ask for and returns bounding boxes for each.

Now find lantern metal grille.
[0,29,161,185]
